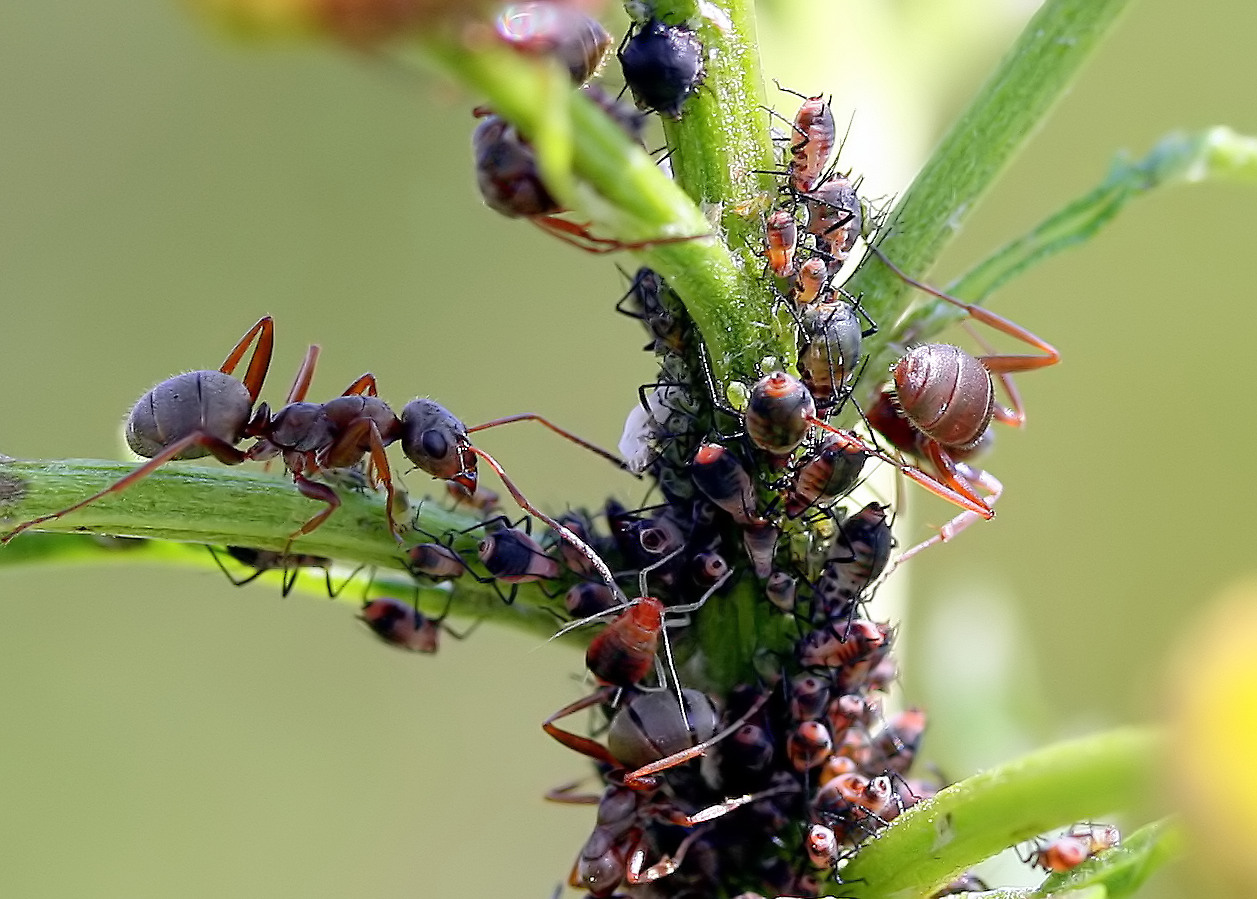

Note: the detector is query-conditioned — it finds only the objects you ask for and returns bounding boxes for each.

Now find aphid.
[805,823,840,868]
[615,267,688,355]
[765,209,799,278]
[585,597,665,687]
[741,522,779,580]
[786,720,833,771]
[872,708,927,774]
[478,525,561,584]
[207,545,353,598]
[495,2,613,85]
[931,873,989,897]
[472,112,561,219]
[803,176,862,272]
[1,317,279,544]
[445,479,500,514]
[1021,824,1119,873]
[566,581,617,618]
[406,542,468,581]
[790,257,829,306]
[796,618,885,669]
[745,372,817,456]
[764,570,797,612]
[358,596,455,654]
[473,111,690,253]
[788,674,831,722]
[796,298,874,406]
[690,443,761,524]
[813,503,893,619]
[618,17,706,120]
[691,552,731,588]
[786,434,869,517]
[788,94,836,193]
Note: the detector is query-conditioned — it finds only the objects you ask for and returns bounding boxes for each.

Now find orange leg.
[219,316,275,403]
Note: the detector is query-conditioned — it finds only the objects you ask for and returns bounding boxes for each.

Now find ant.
[861,244,1060,555]
[545,687,785,895]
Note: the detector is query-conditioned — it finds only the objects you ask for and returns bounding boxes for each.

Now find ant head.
[399,398,476,488]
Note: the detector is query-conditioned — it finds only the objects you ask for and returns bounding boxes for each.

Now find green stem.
[838,727,1160,899]
[0,459,566,641]
[424,1,791,387]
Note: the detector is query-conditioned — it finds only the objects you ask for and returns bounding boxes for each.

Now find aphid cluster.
[0,3,1088,897]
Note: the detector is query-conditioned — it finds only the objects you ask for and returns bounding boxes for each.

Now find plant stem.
[838,727,1161,899]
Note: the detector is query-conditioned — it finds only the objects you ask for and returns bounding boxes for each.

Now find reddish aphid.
[359,597,444,654]
[765,209,799,278]
[788,94,836,193]
[586,597,665,687]
[1021,824,1119,873]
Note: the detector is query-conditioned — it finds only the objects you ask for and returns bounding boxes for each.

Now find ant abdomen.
[607,688,720,770]
[125,370,252,460]
[892,344,995,450]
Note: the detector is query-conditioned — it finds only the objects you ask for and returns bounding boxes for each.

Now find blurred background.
[0,0,1253,895]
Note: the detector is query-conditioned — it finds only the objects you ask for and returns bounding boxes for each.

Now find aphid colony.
[0,2,1106,896]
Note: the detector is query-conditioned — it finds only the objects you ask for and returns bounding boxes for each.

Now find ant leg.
[0,432,248,544]
[625,826,707,886]
[467,413,630,472]
[341,373,380,397]
[866,244,1060,366]
[533,216,711,254]
[468,446,624,601]
[895,466,1003,564]
[325,419,403,543]
[543,779,602,805]
[218,316,275,403]
[284,345,321,404]
[622,689,774,789]
[285,470,341,551]
[806,422,993,518]
[541,688,623,768]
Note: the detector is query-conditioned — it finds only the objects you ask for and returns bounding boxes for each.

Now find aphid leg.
[206,545,267,588]
[218,315,275,403]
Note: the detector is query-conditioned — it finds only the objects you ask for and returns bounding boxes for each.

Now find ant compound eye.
[420,428,450,461]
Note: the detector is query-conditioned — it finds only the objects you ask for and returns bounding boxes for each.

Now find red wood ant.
[0,316,283,545]
[546,688,782,894]
[862,244,1060,554]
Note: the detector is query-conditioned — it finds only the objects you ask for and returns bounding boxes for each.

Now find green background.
[0,1,1252,895]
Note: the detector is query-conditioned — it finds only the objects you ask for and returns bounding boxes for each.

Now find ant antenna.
[467,446,627,603]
